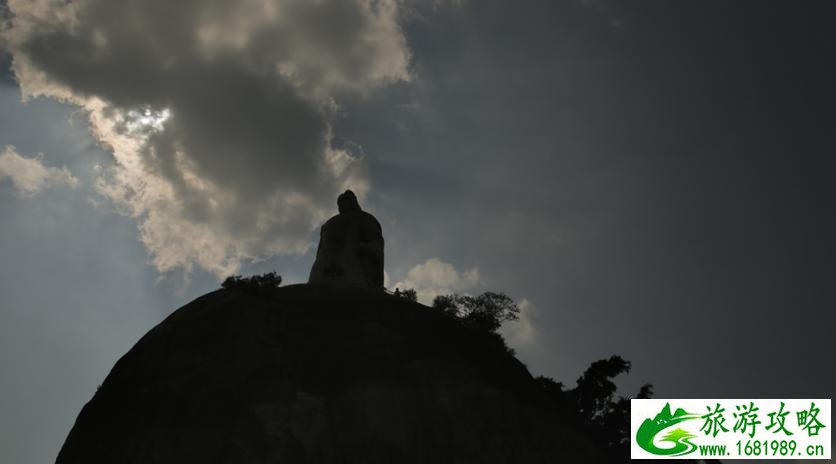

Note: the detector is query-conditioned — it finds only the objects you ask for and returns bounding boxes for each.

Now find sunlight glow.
[125,107,171,133]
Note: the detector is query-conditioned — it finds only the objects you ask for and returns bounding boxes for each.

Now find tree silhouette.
[431,291,519,333]
[221,272,282,292]
[536,356,719,463]
[393,288,418,301]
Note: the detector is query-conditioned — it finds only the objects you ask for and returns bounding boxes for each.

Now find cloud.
[392,257,480,304]
[394,257,537,347]
[0,145,79,196]
[499,298,538,348]
[2,0,411,276]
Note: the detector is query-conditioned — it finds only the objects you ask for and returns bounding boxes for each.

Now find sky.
[1,1,834,462]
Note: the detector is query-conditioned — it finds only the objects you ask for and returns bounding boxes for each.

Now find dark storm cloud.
[0,1,12,85]
[0,52,12,85]
[2,0,410,275]
[337,0,836,397]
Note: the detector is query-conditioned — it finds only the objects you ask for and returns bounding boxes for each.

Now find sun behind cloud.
[1,0,412,276]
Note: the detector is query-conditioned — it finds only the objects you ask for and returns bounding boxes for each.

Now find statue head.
[337,190,361,213]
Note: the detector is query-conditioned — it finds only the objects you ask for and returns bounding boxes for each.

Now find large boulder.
[56,284,599,463]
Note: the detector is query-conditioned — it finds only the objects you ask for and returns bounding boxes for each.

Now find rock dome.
[56,284,600,463]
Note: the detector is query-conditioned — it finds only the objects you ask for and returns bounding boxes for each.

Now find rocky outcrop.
[56,284,600,463]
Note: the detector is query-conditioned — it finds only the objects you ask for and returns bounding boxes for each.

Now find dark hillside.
[56,284,601,463]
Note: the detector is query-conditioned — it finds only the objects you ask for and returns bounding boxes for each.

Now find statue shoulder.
[360,211,382,232]
[321,214,338,228]
[360,210,381,223]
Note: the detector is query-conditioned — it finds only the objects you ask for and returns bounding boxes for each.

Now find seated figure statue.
[308,190,384,289]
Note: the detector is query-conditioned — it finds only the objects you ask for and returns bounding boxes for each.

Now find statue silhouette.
[308,190,384,288]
